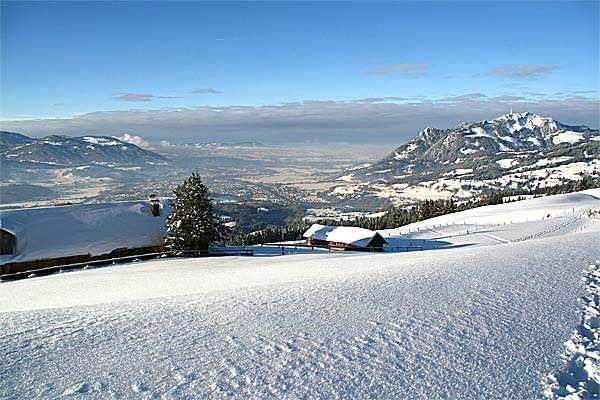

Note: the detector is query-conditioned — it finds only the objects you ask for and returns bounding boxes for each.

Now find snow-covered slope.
[1,191,599,399]
[387,188,600,231]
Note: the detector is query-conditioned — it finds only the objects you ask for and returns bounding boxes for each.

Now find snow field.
[0,189,599,399]
[381,206,595,251]
[386,190,600,235]
[1,231,599,399]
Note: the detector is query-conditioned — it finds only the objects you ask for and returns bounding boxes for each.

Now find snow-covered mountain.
[0,131,33,152]
[0,131,169,167]
[329,113,600,206]
[395,112,595,159]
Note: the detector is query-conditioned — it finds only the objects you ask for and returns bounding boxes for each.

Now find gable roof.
[0,199,172,265]
[303,224,388,247]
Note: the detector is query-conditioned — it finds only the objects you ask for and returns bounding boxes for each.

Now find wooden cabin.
[0,228,16,255]
[0,199,171,275]
[303,224,388,252]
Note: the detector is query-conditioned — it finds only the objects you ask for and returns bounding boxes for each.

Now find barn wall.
[1,245,166,275]
[0,229,16,255]
[305,236,384,252]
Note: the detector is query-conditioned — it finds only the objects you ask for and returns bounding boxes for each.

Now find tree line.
[166,173,599,249]
[229,174,599,245]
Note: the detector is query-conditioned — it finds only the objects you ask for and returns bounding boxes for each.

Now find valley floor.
[1,191,599,399]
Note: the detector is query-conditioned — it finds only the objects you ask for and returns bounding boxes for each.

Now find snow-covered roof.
[0,199,172,264]
[303,224,387,247]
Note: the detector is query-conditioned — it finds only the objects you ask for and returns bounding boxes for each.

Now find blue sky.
[1,1,598,143]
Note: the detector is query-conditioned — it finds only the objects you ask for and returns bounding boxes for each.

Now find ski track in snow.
[1,190,599,399]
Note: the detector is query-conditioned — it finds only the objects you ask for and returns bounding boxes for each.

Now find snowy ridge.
[462,112,594,149]
[331,113,599,205]
[0,131,169,166]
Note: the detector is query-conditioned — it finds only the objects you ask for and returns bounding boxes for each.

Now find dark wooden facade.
[1,245,166,275]
[0,229,16,255]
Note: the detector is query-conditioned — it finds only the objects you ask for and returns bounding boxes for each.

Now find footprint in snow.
[131,382,149,393]
[282,341,298,353]
[61,382,90,396]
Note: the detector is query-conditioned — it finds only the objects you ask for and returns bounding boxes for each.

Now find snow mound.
[0,199,172,264]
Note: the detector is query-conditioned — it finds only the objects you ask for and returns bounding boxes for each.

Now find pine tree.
[166,173,217,252]
[574,174,592,191]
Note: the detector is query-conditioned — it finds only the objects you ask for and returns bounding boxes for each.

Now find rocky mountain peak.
[331,113,599,206]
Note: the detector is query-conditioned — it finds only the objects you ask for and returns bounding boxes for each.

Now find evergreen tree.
[574,174,593,191]
[166,173,218,251]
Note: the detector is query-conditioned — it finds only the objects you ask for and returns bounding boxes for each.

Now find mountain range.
[328,112,600,206]
[0,132,168,167]
[1,113,599,208]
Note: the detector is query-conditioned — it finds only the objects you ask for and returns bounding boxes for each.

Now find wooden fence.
[1,246,253,281]
[261,243,422,253]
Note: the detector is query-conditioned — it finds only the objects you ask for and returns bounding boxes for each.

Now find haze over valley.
[2,110,598,222]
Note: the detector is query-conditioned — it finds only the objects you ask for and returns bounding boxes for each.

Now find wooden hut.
[303,224,388,252]
[0,199,171,274]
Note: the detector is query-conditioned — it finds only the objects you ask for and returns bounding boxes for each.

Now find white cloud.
[2,93,598,144]
[484,65,560,80]
[115,133,152,148]
[363,63,429,78]
[159,140,175,148]
[191,88,222,94]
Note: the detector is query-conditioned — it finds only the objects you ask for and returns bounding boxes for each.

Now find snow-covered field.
[1,190,599,399]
